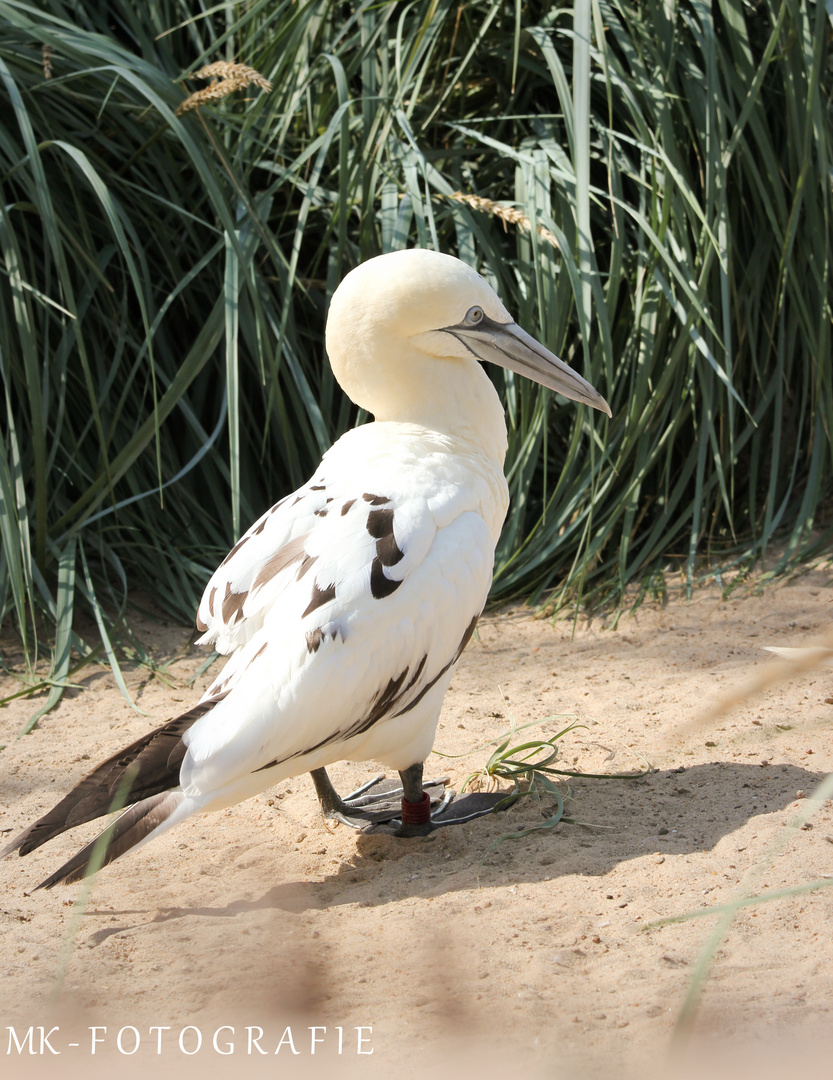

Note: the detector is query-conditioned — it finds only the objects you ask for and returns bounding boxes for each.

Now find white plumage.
[179,432,495,810]
[3,248,610,887]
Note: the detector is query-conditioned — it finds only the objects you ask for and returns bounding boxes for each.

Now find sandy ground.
[2,561,833,1079]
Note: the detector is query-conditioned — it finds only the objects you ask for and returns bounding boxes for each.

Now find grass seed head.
[176,62,273,116]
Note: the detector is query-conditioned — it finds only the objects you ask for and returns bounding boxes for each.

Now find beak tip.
[585,392,612,418]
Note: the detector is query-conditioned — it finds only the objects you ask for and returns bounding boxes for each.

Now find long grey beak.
[444,316,612,417]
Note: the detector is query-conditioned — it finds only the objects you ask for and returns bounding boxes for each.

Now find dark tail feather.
[36,791,184,889]
[2,698,221,860]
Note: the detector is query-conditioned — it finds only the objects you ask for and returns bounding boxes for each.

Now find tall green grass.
[0,0,830,702]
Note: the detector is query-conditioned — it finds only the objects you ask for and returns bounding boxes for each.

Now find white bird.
[3,249,610,888]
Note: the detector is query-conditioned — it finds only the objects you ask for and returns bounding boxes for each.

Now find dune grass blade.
[77,542,144,715]
[49,767,141,1004]
[647,768,833,1043]
[0,0,828,704]
[20,536,75,734]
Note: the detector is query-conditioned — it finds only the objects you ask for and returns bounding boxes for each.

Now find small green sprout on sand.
[437,713,649,860]
[460,717,584,829]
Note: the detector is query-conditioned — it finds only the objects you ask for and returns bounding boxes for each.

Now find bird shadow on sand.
[82,759,829,931]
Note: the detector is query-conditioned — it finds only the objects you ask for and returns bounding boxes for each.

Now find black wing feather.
[1,699,221,859]
[35,792,183,890]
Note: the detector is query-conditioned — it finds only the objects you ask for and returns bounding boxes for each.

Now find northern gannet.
[3,249,610,888]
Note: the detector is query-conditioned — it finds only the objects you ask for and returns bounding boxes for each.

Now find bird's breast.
[324,422,510,544]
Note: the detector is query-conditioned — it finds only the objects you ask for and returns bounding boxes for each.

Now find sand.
[2,561,832,1079]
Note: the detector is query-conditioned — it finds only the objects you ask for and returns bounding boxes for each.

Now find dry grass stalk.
[193,61,273,91]
[176,61,273,117]
[667,623,833,744]
[444,191,562,252]
[42,44,52,80]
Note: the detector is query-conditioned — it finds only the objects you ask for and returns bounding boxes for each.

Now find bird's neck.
[370,357,509,467]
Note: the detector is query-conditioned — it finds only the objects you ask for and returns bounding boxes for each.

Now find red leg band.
[400,790,431,825]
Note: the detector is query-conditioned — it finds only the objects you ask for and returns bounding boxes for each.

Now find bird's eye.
[465,305,484,325]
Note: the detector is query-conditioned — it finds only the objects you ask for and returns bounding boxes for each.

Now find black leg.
[307,764,514,834]
[308,766,448,829]
[398,761,425,803]
[310,767,349,815]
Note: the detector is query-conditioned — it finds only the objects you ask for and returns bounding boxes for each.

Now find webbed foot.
[309,765,516,837]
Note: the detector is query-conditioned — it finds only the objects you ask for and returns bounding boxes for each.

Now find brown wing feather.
[2,698,222,859]
[35,791,183,890]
